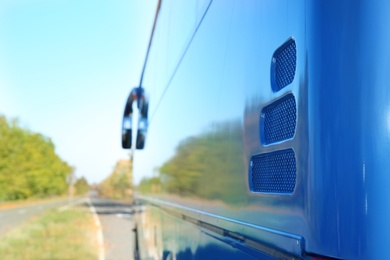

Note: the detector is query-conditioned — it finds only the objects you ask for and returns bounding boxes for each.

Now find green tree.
[0,115,72,200]
[98,159,132,200]
[74,177,90,195]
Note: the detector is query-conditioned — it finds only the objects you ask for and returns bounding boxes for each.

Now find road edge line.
[87,197,105,260]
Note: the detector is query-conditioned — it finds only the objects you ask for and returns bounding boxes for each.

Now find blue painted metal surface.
[129,0,390,259]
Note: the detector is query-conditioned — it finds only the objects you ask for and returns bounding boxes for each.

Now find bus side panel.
[307,0,390,258]
[134,0,390,258]
[136,203,276,260]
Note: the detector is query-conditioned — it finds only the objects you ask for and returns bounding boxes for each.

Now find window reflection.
[139,119,247,205]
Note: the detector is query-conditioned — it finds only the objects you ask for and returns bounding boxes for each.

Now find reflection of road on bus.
[90,197,136,260]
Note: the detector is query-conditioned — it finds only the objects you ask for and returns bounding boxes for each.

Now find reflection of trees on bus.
[138,176,162,194]
[139,120,247,205]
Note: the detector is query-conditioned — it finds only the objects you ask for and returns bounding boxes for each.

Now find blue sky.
[0,0,157,183]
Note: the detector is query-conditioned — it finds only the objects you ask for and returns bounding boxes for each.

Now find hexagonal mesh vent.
[271,38,296,92]
[250,149,296,194]
[261,94,296,144]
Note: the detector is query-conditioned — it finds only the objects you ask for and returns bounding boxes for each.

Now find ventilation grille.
[271,38,296,92]
[261,94,296,144]
[250,149,296,193]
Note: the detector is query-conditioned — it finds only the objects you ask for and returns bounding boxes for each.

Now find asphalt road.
[90,197,135,260]
[0,196,136,259]
[0,198,72,235]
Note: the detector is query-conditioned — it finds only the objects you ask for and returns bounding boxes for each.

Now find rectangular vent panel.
[261,94,296,145]
[250,149,296,194]
[271,37,296,92]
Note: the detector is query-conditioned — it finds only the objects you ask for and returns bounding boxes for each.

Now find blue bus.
[122,0,390,259]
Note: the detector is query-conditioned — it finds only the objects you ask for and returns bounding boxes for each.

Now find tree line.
[98,159,132,200]
[0,115,78,200]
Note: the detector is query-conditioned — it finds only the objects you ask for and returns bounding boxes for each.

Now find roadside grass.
[0,206,98,260]
[0,196,82,210]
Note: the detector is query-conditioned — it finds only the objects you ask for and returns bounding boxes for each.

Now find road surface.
[90,197,136,260]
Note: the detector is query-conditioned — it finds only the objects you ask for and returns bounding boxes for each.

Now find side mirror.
[136,130,146,149]
[122,116,132,149]
[122,87,149,150]
[136,101,148,149]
